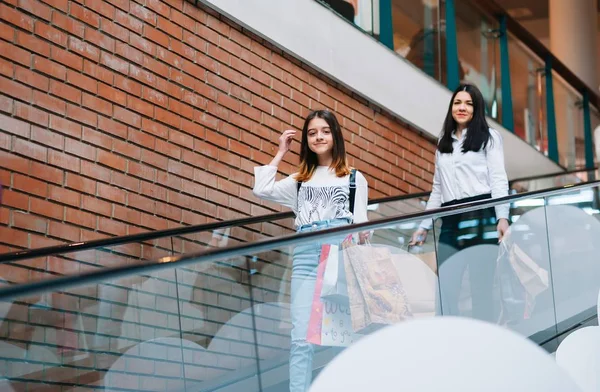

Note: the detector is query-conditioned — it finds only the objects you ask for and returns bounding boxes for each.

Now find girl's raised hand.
[278,130,296,154]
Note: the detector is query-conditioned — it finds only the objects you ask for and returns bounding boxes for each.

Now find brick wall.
[0,0,436,389]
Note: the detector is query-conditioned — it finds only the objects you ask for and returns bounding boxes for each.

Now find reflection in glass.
[454,1,500,120]
[553,73,584,169]
[391,0,445,83]
[507,35,547,152]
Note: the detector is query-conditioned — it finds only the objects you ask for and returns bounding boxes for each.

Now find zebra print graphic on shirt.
[297,185,351,225]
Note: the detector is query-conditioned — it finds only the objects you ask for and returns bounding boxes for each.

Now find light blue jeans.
[289,218,350,392]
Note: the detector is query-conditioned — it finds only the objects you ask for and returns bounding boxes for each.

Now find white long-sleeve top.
[420,128,509,230]
[253,165,369,228]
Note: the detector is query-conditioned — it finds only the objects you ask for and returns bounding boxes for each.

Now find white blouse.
[420,128,509,230]
[253,165,369,228]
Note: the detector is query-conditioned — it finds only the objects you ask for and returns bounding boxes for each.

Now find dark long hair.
[296,109,350,182]
[438,83,491,154]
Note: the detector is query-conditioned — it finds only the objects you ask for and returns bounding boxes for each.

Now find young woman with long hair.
[410,83,509,321]
[253,109,368,392]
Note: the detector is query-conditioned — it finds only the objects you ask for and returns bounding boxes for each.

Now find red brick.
[30,197,64,220]
[29,160,63,184]
[85,26,115,52]
[115,9,143,34]
[142,86,168,108]
[67,104,97,127]
[65,137,96,160]
[170,39,196,61]
[49,114,82,138]
[1,4,34,31]
[17,0,52,22]
[66,70,98,95]
[32,56,66,81]
[154,107,180,129]
[101,18,129,42]
[81,194,111,216]
[82,93,113,117]
[80,160,110,183]
[129,65,156,87]
[70,3,100,28]
[83,60,114,85]
[127,160,155,181]
[68,36,100,62]
[156,46,183,69]
[141,148,167,168]
[98,115,127,139]
[0,40,30,66]
[84,0,115,20]
[0,75,32,102]
[0,58,14,78]
[157,16,182,40]
[34,22,68,47]
[14,66,48,92]
[129,33,156,56]
[13,173,47,197]
[15,101,48,126]
[127,95,154,118]
[155,138,181,160]
[65,172,96,195]
[52,10,85,37]
[48,149,81,171]
[144,25,169,48]
[111,170,139,191]
[33,90,66,115]
[13,211,47,234]
[95,84,124,108]
[99,52,128,75]
[96,182,124,204]
[130,2,157,25]
[16,30,50,57]
[31,125,63,148]
[170,9,195,32]
[142,57,169,79]
[51,46,84,71]
[141,118,168,139]
[113,106,141,128]
[48,221,80,241]
[98,216,126,235]
[97,149,126,171]
[112,203,141,225]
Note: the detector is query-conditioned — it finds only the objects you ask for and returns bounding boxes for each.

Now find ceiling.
[494,0,600,21]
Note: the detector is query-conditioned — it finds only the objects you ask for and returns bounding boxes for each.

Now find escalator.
[0,168,599,391]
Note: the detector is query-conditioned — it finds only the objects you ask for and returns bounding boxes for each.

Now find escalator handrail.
[509,166,597,184]
[0,178,598,301]
[0,167,594,264]
[0,191,429,263]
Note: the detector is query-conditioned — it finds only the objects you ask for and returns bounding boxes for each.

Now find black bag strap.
[348,168,356,215]
[296,169,357,215]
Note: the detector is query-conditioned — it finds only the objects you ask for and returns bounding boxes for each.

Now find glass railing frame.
[1,169,594,265]
[2,179,599,303]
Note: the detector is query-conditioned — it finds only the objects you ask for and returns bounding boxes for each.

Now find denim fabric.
[289,218,350,392]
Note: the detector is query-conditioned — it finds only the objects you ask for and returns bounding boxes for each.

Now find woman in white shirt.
[253,109,368,392]
[410,83,509,322]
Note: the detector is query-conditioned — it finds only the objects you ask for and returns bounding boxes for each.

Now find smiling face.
[306,117,334,158]
[452,91,474,127]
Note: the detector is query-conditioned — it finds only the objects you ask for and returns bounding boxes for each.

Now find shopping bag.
[343,243,412,334]
[496,230,549,323]
[307,240,358,346]
[320,243,349,304]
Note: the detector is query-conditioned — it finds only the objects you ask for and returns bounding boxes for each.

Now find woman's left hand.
[497,218,509,242]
